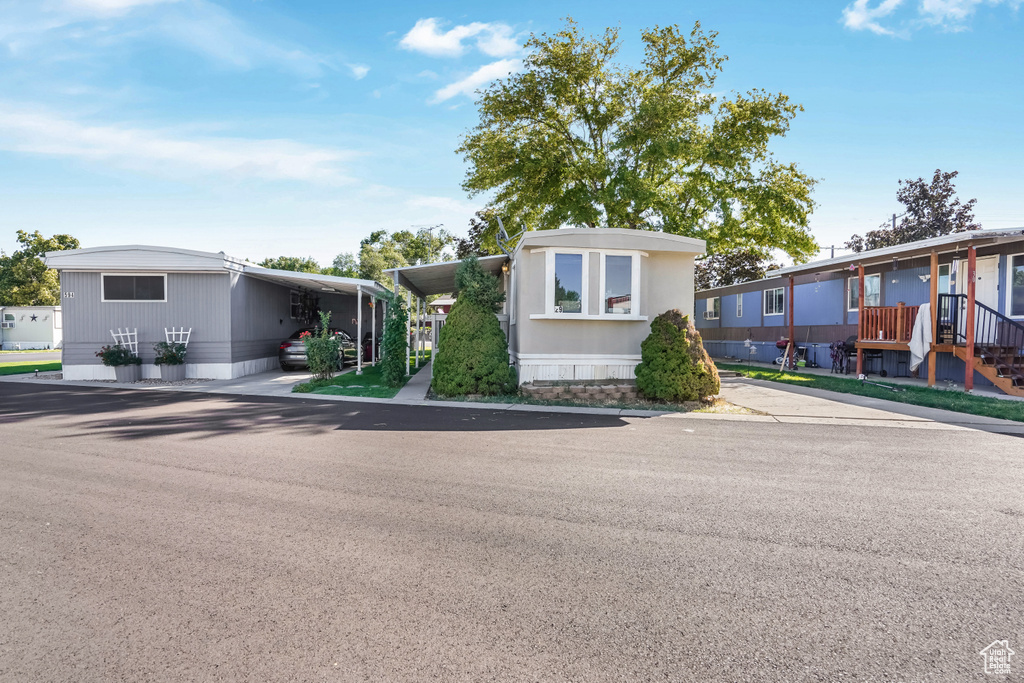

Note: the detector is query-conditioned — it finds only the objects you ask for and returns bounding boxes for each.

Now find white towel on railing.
[910,303,932,372]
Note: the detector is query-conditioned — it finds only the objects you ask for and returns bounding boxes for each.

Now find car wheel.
[281,364,292,372]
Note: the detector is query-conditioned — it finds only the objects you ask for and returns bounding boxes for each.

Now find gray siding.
[61,271,232,365]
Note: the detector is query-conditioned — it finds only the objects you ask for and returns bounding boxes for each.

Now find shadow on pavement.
[0,382,628,437]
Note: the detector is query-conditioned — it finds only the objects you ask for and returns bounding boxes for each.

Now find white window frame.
[100,273,167,303]
[1007,252,1024,319]
[1,313,14,329]
[704,297,720,320]
[764,287,785,316]
[598,251,641,317]
[736,294,743,318]
[509,261,517,325]
[289,291,302,320]
[847,274,881,311]
[530,248,647,321]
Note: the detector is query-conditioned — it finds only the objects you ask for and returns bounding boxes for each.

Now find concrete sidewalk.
[394,361,432,400]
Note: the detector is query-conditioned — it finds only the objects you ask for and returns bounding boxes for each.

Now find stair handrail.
[973,299,1024,383]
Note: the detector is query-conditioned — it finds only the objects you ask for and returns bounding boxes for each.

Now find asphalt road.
[1,383,1021,682]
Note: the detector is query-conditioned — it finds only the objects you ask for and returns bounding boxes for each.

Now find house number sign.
[63,292,75,298]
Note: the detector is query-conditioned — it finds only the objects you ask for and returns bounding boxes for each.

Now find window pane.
[713,297,720,318]
[103,275,164,301]
[1011,255,1024,317]
[554,253,583,313]
[938,264,950,295]
[848,278,859,310]
[865,275,880,307]
[135,276,165,300]
[776,289,784,314]
[605,255,631,314]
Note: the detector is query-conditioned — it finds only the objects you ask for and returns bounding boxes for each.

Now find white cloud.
[843,0,1022,34]
[2,0,354,81]
[0,104,354,184]
[347,63,370,79]
[399,18,520,58]
[430,58,521,104]
[842,0,906,35]
[62,0,180,14]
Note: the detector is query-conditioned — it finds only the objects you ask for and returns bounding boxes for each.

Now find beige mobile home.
[389,228,705,385]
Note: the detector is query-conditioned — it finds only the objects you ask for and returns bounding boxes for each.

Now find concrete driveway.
[1,382,1021,681]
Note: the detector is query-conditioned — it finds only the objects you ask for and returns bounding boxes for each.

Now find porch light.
[502,261,510,275]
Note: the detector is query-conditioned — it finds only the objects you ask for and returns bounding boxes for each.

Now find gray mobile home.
[45,245,386,380]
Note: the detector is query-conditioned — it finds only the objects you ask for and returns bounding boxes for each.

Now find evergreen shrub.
[432,256,516,396]
[634,310,720,402]
[379,290,409,387]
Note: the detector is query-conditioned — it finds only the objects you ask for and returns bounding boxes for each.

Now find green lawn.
[0,360,62,376]
[717,363,1024,423]
[293,353,431,398]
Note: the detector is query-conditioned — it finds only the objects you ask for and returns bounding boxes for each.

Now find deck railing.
[860,303,920,343]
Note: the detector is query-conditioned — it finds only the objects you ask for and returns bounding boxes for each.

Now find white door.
[958,256,999,308]
[958,256,1000,343]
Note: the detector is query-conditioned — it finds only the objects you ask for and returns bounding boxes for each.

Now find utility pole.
[412,223,444,264]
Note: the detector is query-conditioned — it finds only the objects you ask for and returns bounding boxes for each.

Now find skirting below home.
[62,355,278,381]
[513,353,642,384]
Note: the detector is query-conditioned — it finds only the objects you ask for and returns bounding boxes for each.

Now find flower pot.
[114,364,141,383]
[159,363,187,382]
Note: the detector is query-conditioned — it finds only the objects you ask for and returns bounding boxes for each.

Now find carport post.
[371,293,376,366]
[356,285,363,376]
[415,298,422,367]
[405,290,411,376]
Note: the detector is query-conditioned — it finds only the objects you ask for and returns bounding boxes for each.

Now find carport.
[386,256,507,373]
[243,265,388,375]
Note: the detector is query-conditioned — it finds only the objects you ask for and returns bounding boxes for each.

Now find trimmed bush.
[379,290,409,388]
[304,311,340,381]
[634,309,720,402]
[432,256,515,396]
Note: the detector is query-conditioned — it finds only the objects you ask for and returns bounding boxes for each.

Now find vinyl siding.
[60,271,232,365]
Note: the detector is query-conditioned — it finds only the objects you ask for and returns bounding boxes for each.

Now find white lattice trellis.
[165,327,192,347]
[110,328,138,354]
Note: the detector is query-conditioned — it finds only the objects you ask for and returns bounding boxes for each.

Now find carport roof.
[385,255,507,299]
[242,266,387,297]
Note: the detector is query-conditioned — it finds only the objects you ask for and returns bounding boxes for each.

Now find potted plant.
[96,344,142,383]
[154,341,187,381]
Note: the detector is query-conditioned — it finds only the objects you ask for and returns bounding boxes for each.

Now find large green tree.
[845,169,980,253]
[694,247,781,290]
[458,19,818,260]
[258,255,322,273]
[358,228,457,286]
[0,230,80,305]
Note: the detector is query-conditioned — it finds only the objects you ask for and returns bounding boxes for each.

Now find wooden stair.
[953,345,1024,397]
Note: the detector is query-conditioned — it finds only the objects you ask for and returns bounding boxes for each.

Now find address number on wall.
[63,292,75,298]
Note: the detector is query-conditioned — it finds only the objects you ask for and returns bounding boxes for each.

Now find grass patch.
[0,349,58,354]
[293,353,431,398]
[0,361,61,376]
[717,363,1024,423]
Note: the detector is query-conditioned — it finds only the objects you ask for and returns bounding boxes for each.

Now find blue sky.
[0,0,1021,265]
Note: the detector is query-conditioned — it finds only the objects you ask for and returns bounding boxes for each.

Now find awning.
[242,266,388,298]
[385,255,507,299]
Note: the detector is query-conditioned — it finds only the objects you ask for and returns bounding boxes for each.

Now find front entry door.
[959,256,1000,308]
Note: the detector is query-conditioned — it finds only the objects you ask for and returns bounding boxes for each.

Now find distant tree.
[258,255,322,273]
[0,230,80,305]
[324,252,358,278]
[455,210,503,259]
[846,169,981,252]
[357,228,458,286]
[457,18,818,261]
[694,247,780,290]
